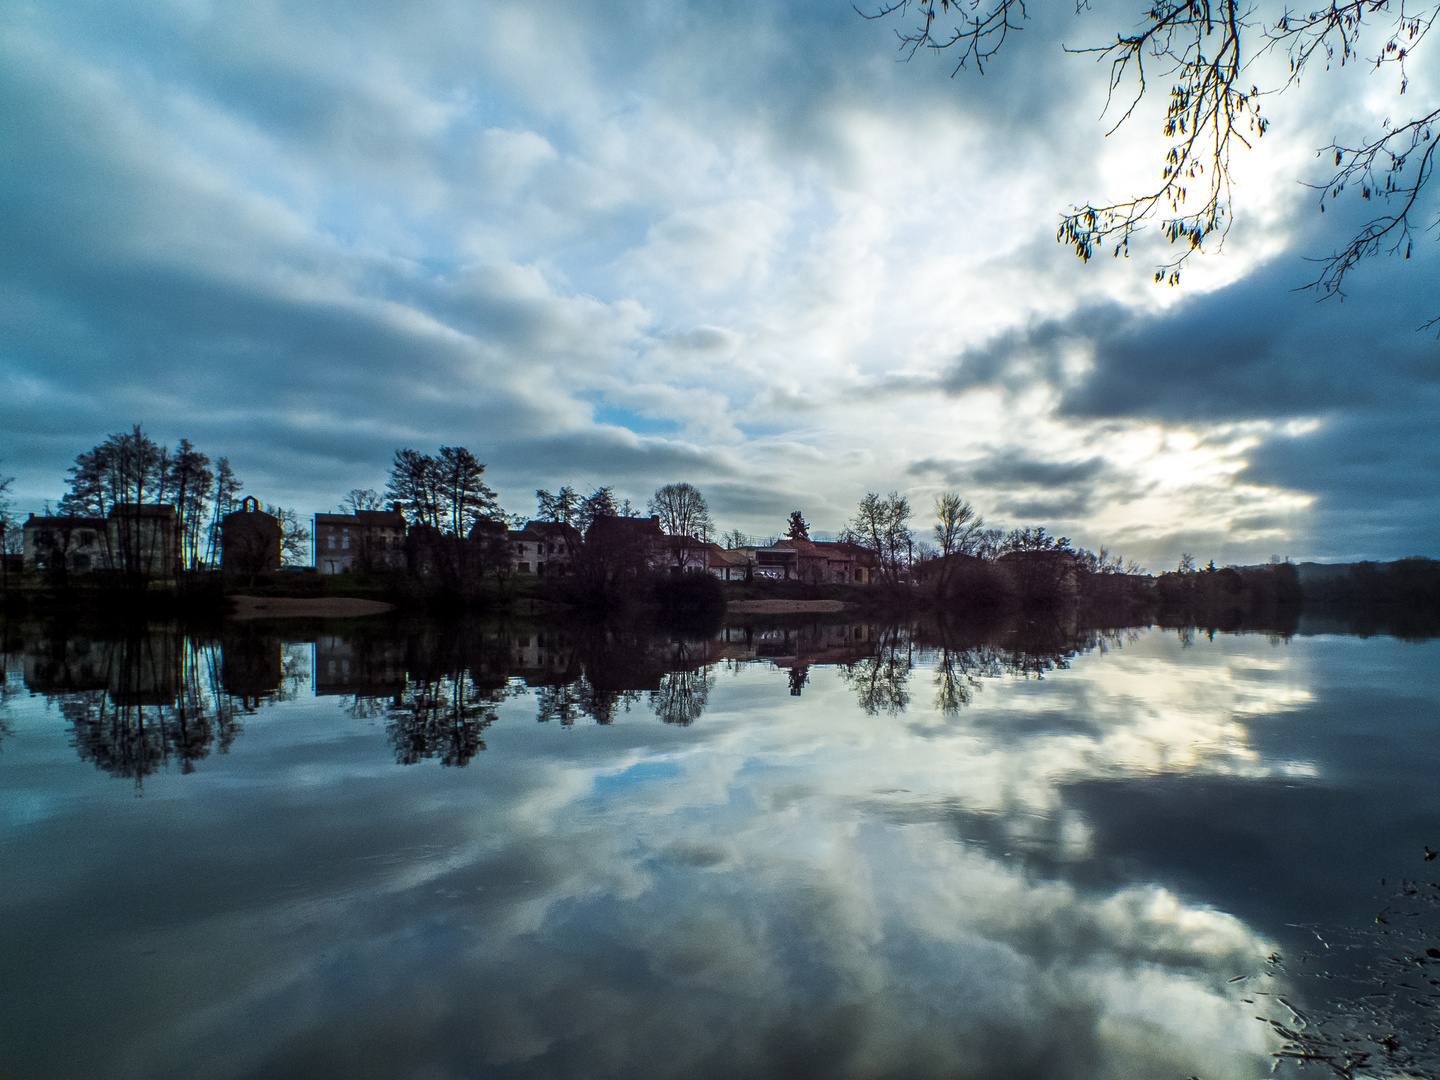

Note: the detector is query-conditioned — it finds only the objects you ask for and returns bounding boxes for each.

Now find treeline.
[4,426,309,576]
[12,430,1429,631]
[1296,558,1440,637]
[1152,560,1303,631]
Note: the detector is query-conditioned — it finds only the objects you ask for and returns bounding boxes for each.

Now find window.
[327,534,336,550]
[518,562,530,572]
[342,534,350,550]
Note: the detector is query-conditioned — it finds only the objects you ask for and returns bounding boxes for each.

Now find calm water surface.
[2,618,1438,1079]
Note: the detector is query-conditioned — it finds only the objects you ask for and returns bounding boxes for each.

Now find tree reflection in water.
[652,666,714,727]
[841,627,913,716]
[386,672,514,766]
[39,636,247,788]
[0,648,19,753]
[13,616,1168,780]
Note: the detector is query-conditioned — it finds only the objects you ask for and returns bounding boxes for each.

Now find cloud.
[0,0,1434,561]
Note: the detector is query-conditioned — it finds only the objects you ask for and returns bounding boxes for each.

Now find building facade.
[22,516,107,572]
[743,539,874,584]
[508,521,582,576]
[314,507,407,574]
[221,497,282,573]
[22,504,177,577]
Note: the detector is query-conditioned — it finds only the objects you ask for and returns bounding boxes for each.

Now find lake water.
[3,616,1439,1080]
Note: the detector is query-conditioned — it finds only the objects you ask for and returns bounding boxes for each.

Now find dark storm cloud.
[910,451,1110,522]
[944,258,1440,422]
[938,251,1440,558]
[970,452,1107,489]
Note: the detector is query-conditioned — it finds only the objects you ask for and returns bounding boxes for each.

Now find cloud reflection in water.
[0,625,1324,1079]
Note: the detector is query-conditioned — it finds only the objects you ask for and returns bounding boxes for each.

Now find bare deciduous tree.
[648,483,713,570]
[268,506,312,567]
[345,489,384,513]
[868,0,1440,301]
[844,491,913,585]
[932,492,983,594]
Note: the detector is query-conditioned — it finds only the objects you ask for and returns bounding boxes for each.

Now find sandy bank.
[228,595,395,619]
[725,599,848,615]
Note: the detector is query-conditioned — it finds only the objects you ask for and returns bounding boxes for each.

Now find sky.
[1,0,1437,566]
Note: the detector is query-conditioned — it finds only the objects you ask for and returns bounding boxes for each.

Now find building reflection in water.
[7,615,1127,781]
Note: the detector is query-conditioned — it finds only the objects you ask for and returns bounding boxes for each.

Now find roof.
[222,505,280,522]
[470,517,509,536]
[513,520,583,542]
[770,538,873,563]
[315,510,406,527]
[584,514,665,544]
[23,515,106,528]
[702,543,751,567]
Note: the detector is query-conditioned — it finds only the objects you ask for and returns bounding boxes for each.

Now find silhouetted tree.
[387,448,440,527]
[785,511,809,540]
[537,486,581,527]
[931,492,983,595]
[388,446,506,590]
[0,462,13,591]
[577,487,618,533]
[168,440,213,571]
[268,506,312,567]
[345,488,384,513]
[60,426,190,576]
[205,457,242,566]
[844,491,912,586]
[649,483,713,570]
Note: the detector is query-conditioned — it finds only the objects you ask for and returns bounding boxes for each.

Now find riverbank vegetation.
[2,429,1433,634]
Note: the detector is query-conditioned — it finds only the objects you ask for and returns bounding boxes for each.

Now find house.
[22,504,178,578]
[22,515,107,572]
[107,504,178,577]
[583,514,666,574]
[746,539,874,584]
[314,506,407,574]
[700,543,753,581]
[802,540,875,585]
[997,547,1081,599]
[313,635,406,697]
[507,520,582,576]
[221,497,282,572]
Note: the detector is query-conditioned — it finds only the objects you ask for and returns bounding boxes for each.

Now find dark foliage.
[1155,561,1303,631]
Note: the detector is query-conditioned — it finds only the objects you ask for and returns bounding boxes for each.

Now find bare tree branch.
[868,0,1440,299]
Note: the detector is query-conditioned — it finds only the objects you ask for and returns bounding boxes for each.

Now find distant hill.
[1292,559,1436,585]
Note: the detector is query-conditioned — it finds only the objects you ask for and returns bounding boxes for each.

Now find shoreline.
[227,595,396,619]
[724,599,848,615]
